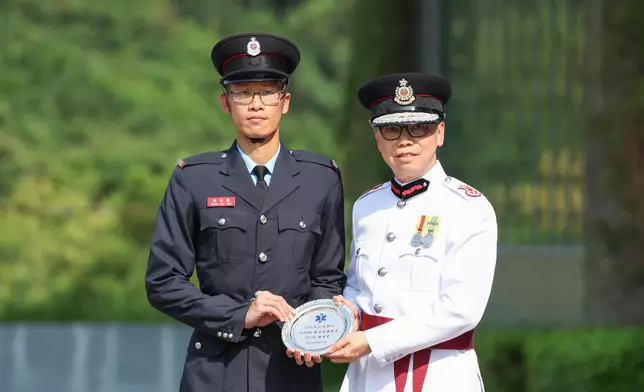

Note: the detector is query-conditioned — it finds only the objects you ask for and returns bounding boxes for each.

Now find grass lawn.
[322,362,348,391]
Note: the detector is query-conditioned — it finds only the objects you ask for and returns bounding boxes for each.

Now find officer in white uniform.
[326,73,498,392]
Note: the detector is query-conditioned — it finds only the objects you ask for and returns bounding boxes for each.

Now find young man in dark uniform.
[145,32,346,392]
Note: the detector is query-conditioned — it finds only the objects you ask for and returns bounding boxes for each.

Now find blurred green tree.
[584,0,644,324]
[0,0,353,321]
[338,0,422,203]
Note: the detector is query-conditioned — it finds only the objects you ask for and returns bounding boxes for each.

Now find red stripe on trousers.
[361,313,474,392]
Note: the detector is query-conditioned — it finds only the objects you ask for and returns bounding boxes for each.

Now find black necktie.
[252,165,269,203]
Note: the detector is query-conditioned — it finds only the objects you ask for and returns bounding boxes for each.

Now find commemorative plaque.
[281,299,355,355]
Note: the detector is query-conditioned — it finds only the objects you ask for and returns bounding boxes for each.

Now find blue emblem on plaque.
[281,299,355,355]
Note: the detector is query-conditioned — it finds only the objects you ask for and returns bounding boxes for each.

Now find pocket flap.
[353,241,373,259]
[186,330,228,357]
[200,209,248,231]
[399,244,442,261]
[277,210,322,234]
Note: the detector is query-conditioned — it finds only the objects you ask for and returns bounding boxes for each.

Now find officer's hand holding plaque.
[282,298,356,357]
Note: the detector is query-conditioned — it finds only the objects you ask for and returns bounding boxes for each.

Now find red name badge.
[207,197,236,207]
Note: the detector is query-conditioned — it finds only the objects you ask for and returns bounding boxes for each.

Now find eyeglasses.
[377,124,437,141]
[227,89,285,105]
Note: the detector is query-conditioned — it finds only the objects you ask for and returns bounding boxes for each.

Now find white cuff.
[364,327,405,367]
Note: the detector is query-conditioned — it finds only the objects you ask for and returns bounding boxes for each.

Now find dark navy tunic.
[145,141,346,392]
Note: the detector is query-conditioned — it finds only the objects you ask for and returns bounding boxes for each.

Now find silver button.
[445,176,451,182]
[386,232,396,242]
[299,221,306,229]
[217,332,222,337]
[415,248,421,256]
[397,200,406,209]
[218,218,226,226]
[259,252,267,263]
[378,267,387,277]
[226,333,232,339]
[221,153,227,158]
[195,342,201,349]
[374,304,383,313]
[260,215,267,224]
[253,329,262,338]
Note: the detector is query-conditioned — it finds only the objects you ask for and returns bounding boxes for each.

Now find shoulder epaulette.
[357,182,386,201]
[176,151,226,169]
[441,176,483,201]
[291,150,340,171]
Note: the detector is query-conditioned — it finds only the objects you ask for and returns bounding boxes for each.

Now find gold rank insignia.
[411,216,441,248]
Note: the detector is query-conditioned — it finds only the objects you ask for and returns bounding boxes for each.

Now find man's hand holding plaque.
[332,295,360,331]
[326,295,370,363]
[245,291,297,329]
[283,297,359,367]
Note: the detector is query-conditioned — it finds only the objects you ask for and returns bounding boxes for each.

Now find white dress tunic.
[339,161,497,392]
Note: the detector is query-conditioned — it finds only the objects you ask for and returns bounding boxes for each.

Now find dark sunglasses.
[377,123,438,141]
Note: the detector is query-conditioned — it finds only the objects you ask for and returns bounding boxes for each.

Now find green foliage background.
[0,0,595,322]
[0,0,352,321]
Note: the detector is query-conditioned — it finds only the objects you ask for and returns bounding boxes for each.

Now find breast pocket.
[400,245,443,292]
[351,242,372,289]
[199,209,248,263]
[277,209,322,266]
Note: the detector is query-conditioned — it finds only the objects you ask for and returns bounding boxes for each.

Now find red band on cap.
[369,94,439,108]
[222,53,287,70]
